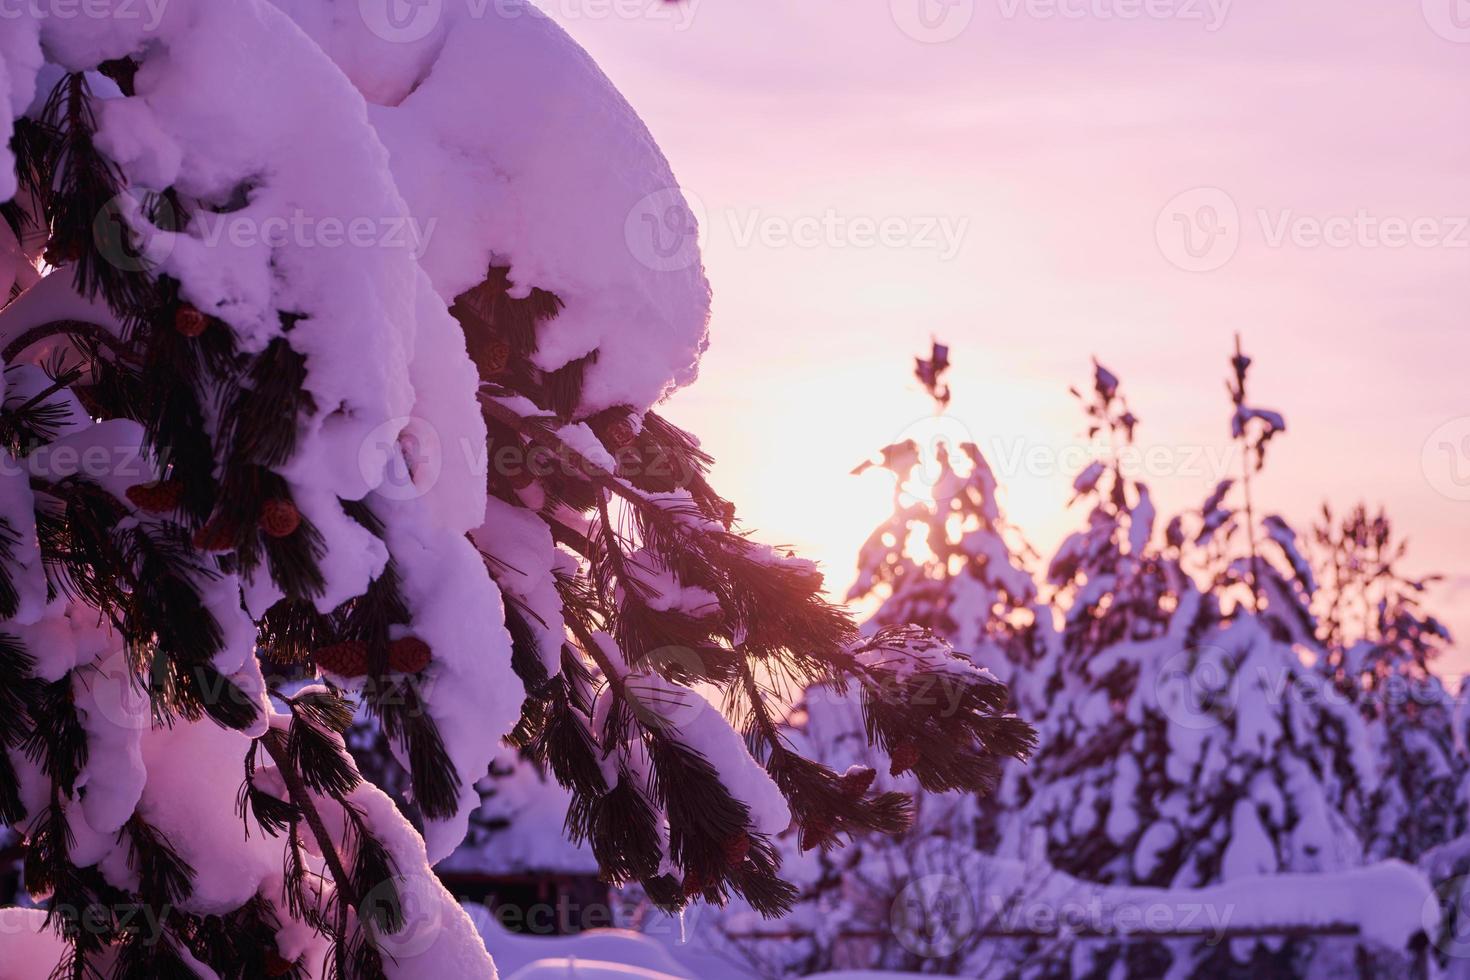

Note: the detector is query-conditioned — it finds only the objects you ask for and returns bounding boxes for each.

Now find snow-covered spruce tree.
[1009,360,1182,885]
[1011,349,1389,977]
[1310,503,1464,867]
[1041,359,1167,656]
[844,344,1047,854]
[1310,503,1465,973]
[702,345,1042,975]
[0,6,1033,978]
[848,342,1042,693]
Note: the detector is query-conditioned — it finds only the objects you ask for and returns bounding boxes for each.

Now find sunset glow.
[557,0,1470,676]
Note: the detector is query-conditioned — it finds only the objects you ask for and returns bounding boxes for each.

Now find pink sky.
[548,0,1470,675]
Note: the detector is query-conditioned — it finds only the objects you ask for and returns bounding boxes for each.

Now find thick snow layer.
[376,492,520,863]
[399,267,492,531]
[0,259,125,353]
[505,961,687,980]
[38,0,476,621]
[967,854,1431,952]
[273,0,711,415]
[99,718,282,914]
[344,783,501,979]
[470,919,694,980]
[0,20,40,202]
[471,497,566,677]
[70,648,148,838]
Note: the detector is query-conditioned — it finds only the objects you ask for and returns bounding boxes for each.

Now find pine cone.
[889,742,921,777]
[483,338,511,374]
[799,815,833,852]
[259,499,301,538]
[681,870,706,898]
[389,636,432,674]
[125,480,184,513]
[265,951,295,977]
[598,416,637,449]
[174,304,209,338]
[722,831,751,868]
[192,519,238,552]
[43,237,84,266]
[314,641,369,678]
[839,765,877,800]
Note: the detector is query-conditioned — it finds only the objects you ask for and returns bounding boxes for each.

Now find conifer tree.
[1309,502,1467,973]
[710,343,1039,975]
[849,341,1041,689]
[0,7,1032,978]
[1311,504,1463,864]
[1012,346,1379,977]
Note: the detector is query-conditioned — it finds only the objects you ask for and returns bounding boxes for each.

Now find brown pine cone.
[389,636,432,674]
[43,237,84,266]
[265,951,295,977]
[889,742,921,777]
[314,640,369,678]
[799,815,834,852]
[839,765,877,800]
[259,499,301,538]
[681,870,706,898]
[482,338,511,374]
[125,480,184,513]
[722,831,751,868]
[598,416,637,450]
[174,304,209,338]
[192,519,238,552]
